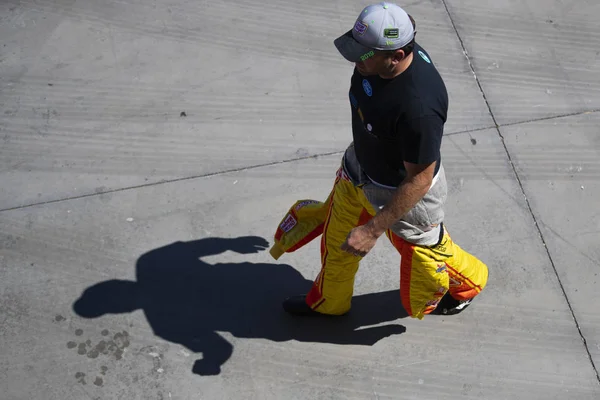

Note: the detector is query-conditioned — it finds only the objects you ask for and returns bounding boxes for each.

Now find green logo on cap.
[384,28,399,38]
[360,50,375,61]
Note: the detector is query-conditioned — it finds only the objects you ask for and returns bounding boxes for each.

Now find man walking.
[269,2,488,319]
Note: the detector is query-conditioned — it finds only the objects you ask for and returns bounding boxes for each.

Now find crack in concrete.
[498,108,600,128]
[441,0,600,385]
[1,106,598,214]
[0,151,343,213]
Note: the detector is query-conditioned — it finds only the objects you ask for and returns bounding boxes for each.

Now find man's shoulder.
[402,45,448,120]
[413,43,434,63]
[412,43,445,83]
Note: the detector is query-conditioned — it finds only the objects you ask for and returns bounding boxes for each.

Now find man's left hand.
[341,225,382,257]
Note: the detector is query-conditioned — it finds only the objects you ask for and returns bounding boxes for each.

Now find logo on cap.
[384,28,399,38]
[354,20,368,36]
[360,50,375,61]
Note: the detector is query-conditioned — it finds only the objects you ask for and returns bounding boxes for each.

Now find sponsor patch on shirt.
[362,79,373,96]
[418,50,431,64]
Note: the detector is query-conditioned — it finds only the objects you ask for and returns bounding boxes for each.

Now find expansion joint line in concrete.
[441,0,600,384]
[0,151,343,213]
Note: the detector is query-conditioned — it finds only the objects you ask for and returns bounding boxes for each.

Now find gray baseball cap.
[334,2,415,63]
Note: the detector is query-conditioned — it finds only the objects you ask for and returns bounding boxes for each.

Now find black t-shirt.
[349,43,448,187]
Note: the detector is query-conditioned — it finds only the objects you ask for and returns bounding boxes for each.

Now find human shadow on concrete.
[72,236,407,376]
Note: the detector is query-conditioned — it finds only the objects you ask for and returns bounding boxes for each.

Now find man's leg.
[433,227,489,315]
[284,167,375,316]
[387,230,451,319]
[387,226,488,318]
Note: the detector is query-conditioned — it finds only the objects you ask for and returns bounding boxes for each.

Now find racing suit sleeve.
[269,193,332,260]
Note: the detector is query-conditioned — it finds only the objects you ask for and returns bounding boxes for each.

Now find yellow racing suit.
[270,145,488,319]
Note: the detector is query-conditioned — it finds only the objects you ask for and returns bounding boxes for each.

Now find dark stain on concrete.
[69,327,132,387]
[113,331,130,348]
[96,340,107,354]
[75,372,86,385]
[87,339,109,358]
[54,315,66,322]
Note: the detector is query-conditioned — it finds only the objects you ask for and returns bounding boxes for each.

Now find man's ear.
[392,49,406,63]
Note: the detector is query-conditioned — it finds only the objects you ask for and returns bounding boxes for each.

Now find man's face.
[354,51,395,76]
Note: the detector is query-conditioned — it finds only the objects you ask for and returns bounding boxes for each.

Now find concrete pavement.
[1,1,599,399]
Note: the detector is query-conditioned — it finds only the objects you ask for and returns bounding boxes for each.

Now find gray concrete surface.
[445,0,600,125]
[500,112,600,370]
[1,0,599,399]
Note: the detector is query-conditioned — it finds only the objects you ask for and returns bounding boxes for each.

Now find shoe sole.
[438,299,472,315]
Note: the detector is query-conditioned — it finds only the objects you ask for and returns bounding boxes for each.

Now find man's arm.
[341,115,443,257]
[365,160,436,237]
[340,161,436,257]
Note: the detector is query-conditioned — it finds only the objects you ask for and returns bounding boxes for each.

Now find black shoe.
[432,293,473,315]
[282,295,320,316]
